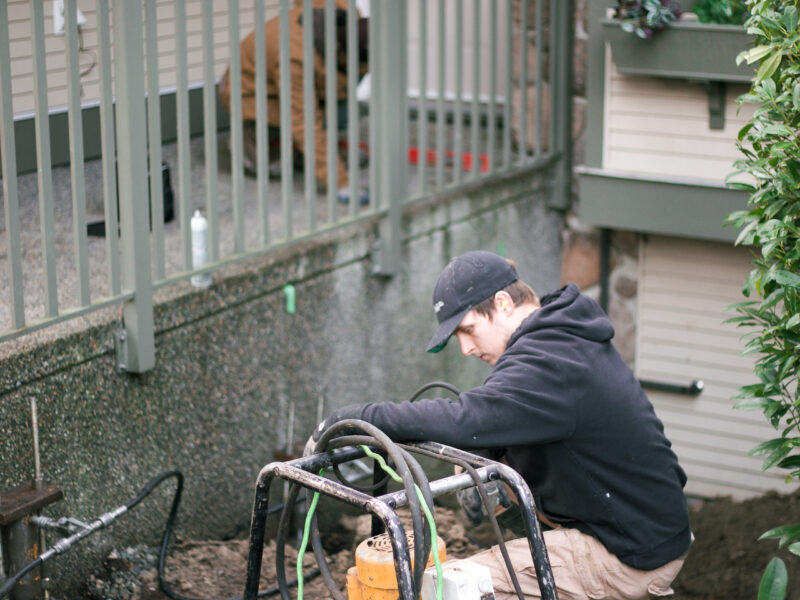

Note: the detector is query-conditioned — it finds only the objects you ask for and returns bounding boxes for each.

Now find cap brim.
[426,306,471,353]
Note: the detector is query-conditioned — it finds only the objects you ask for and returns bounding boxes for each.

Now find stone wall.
[0,168,563,594]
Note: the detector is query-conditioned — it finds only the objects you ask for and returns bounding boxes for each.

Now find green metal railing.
[0,0,573,372]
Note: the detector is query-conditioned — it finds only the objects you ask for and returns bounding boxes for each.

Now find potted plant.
[601,0,753,82]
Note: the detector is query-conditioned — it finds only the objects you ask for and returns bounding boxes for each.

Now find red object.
[408,146,488,172]
[338,142,489,172]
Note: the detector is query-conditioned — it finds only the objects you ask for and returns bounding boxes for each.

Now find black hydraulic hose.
[402,443,526,600]
[313,422,433,597]
[407,381,461,402]
[0,471,183,600]
[331,455,390,492]
[256,480,327,600]
[397,445,434,587]
[274,481,315,600]
[323,431,430,594]
[403,382,526,599]
[329,435,435,592]
[0,557,43,598]
[0,471,314,600]
[307,505,343,600]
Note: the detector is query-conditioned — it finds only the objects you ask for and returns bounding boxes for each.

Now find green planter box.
[601,18,753,83]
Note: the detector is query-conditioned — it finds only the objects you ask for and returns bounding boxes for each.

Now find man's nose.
[457,334,474,357]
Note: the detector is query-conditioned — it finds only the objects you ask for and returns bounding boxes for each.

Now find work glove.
[336,187,370,206]
[309,402,371,447]
[456,481,511,526]
[303,434,317,457]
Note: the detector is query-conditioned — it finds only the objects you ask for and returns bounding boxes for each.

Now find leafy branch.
[727,1,800,597]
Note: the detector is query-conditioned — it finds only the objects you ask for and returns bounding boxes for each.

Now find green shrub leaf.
[759,524,800,547]
[758,557,787,600]
[784,6,798,33]
[787,542,800,557]
[743,44,775,64]
[773,270,800,288]
[728,1,800,591]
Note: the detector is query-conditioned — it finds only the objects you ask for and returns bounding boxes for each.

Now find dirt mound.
[72,490,800,599]
[672,489,800,600]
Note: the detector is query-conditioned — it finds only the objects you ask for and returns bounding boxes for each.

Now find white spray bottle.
[190,209,212,287]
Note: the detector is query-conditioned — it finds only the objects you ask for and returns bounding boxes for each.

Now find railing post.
[112,0,155,373]
[371,0,407,277]
[548,0,575,211]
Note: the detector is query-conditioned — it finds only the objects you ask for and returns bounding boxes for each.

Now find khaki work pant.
[468,527,686,599]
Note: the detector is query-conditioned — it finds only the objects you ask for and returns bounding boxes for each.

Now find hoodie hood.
[508,283,614,349]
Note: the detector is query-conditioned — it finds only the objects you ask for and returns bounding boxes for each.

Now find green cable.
[360,445,444,600]
[297,469,324,600]
[296,450,445,600]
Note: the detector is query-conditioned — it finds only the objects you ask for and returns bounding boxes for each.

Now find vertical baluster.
[470,0,480,179]
[519,0,529,159]
[503,0,512,167]
[303,0,317,229]
[453,0,463,183]
[367,0,378,208]
[347,0,359,215]
[487,0,497,173]
[279,0,294,238]
[31,0,59,312]
[535,0,544,156]
[435,0,445,187]
[176,0,193,267]
[418,0,428,193]
[325,0,337,221]
[203,0,221,257]
[228,0,245,252]
[145,0,165,279]
[66,0,89,305]
[0,0,24,329]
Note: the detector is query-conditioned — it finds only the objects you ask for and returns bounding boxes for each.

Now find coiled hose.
[280,378,525,600]
[272,417,437,600]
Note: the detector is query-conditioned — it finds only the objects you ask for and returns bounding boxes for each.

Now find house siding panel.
[636,235,797,499]
[602,48,755,183]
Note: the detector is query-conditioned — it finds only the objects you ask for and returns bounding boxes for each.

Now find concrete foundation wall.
[0,167,563,594]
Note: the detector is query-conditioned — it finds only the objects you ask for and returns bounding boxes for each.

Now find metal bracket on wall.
[704,81,726,130]
[639,378,704,397]
[113,324,128,372]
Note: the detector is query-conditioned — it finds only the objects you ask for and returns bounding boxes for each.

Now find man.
[313,250,692,599]
[219,1,369,204]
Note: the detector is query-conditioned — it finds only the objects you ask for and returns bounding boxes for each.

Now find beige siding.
[602,48,756,183]
[636,236,798,499]
[407,0,510,101]
[6,0,280,117]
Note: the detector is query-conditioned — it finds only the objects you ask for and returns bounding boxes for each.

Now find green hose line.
[297,470,324,600]
[361,446,444,600]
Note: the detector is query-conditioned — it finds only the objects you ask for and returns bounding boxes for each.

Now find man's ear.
[494,291,513,313]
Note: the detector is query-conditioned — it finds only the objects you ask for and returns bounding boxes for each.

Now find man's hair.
[470,260,538,318]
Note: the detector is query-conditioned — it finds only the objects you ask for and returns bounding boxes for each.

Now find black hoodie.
[362,283,692,570]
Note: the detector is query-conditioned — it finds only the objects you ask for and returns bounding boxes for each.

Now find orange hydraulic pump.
[346,531,446,600]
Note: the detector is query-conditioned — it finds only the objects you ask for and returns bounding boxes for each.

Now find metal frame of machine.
[243,441,557,600]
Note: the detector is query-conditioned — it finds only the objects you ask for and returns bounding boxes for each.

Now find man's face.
[453,309,510,366]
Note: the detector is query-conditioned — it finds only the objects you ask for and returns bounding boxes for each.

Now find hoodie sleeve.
[361,347,577,449]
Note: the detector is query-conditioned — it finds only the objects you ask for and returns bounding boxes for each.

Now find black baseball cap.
[426,251,519,353]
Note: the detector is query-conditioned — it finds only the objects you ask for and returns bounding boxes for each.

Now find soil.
[74,488,800,600]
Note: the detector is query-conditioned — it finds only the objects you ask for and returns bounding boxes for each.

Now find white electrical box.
[421,559,496,600]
